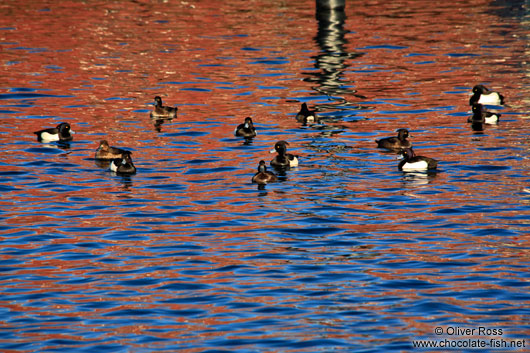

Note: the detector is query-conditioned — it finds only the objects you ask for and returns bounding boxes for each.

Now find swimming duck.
[34,122,74,143]
[270,140,299,169]
[252,160,278,184]
[296,103,318,125]
[376,128,411,151]
[234,117,257,139]
[95,140,131,160]
[468,103,500,124]
[110,154,136,175]
[398,148,437,172]
[150,96,178,119]
[469,84,504,106]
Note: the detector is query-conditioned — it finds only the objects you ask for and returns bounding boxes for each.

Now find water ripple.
[0,1,528,352]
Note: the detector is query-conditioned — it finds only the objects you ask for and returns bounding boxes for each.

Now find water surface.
[0,0,529,352]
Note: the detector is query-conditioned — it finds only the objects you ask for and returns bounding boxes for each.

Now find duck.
[234,117,257,139]
[376,128,411,151]
[150,96,178,119]
[398,148,437,172]
[469,84,504,106]
[34,122,74,143]
[95,140,132,160]
[295,103,318,125]
[252,160,278,184]
[468,103,500,124]
[110,154,136,175]
[270,140,299,169]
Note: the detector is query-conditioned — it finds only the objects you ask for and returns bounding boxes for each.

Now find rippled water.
[0,0,529,352]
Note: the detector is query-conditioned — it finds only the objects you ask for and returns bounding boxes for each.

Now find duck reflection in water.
[117,174,134,191]
[152,117,170,132]
[469,103,500,125]
[470,121,485,133]
[40,142,71,151]
[468,103,500,134]
[401,171,437,187]
[95,158,111,169]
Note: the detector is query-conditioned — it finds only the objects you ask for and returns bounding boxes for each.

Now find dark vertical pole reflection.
[303,0,364,103]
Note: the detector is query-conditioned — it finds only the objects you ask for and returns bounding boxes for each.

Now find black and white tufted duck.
[270,140,299,169]
[110,154,136,175]
[398,148,437,172]
[234,117,257,139]
[295,103,318,125]
[34,122,74,143]
[469,85,504,106]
